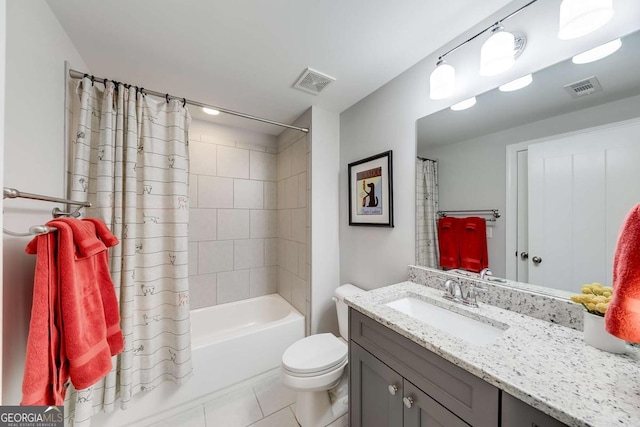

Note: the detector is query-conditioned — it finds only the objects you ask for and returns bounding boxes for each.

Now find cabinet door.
[502,392,568,427]
[403,380,469,427]
[350,342,404,427]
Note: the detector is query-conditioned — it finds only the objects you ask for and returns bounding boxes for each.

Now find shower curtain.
[65,77,192,426]
[417,159,440,268]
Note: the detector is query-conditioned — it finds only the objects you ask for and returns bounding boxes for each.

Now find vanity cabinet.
[349,308,568,427]
[350,342,467,427]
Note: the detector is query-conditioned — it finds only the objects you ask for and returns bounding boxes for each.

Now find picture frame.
[348,150,394,227]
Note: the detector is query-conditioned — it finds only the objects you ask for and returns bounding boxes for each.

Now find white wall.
[0,0,6,405]
[338,0,640,290]
[310,107,340,335]
[187,119,278,309]
[419,93,640,278]
[2,0,88,405]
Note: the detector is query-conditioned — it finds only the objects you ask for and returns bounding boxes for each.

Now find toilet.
[281,284,365,427]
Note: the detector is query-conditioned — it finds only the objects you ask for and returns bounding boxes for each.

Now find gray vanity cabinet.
[349,308,569,427]
[501,392,568,427]
[350,342,467,427]
[350,342,404,427]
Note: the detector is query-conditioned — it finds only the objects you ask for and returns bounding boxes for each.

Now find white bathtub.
[91,294,304,426]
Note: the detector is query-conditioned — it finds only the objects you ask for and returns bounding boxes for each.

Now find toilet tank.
[333,284,365,340]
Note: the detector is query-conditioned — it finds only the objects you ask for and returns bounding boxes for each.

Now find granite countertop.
[345,281,640,427]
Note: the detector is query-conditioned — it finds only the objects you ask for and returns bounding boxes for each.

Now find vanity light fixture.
[499,74,533,92]
[450,96,477,111]
[202,107,220,115]
[480,26,518,76]
[572,38,622,64]
[429,59,456,100]
[558,0,614,40]
[428,0,537,99]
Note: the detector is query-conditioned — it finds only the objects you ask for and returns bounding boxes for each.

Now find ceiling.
[46,0,513,135]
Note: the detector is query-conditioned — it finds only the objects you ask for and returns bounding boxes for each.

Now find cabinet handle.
[520,251,529,260]
[532,256,542,265]
[388,384,398,396]
[403,396,414,408]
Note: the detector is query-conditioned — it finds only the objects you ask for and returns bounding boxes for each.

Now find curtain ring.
[90,75,95,86]
[140,88,145,96]
[166,93,170,103]
[182,98,186,108]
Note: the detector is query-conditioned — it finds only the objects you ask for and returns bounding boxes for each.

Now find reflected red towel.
[605,203,640,342]
[437,217,459,269]
[21,218,122,405]
[458,217,488,273]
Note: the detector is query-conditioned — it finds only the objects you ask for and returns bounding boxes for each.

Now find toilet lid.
[282,333,348,375]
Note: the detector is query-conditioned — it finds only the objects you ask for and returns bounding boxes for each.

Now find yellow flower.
[595,302,609,314]
[591,282,603,287]
[603,291,612,298]
[603,286,613,292]
[592,287,605,295]
[581,285,593,294]
[586,303,597,311]
[593,296,608,304]
[571,294,588,304]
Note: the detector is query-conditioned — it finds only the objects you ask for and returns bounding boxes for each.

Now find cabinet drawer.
[502,392,568,427]
[349,308,499,427]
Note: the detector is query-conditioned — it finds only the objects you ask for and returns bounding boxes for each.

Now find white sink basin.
[385,297,507,346]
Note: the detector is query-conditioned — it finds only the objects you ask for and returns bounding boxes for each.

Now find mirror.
[416,28,640,294]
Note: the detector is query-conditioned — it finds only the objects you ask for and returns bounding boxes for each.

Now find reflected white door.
[516,150,529,282]
[528,119,640,292]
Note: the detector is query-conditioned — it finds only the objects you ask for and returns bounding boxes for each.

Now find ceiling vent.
[563,76,603,98]
[293,67,335,95]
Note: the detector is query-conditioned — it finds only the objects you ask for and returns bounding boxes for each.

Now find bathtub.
[91,294,304,426]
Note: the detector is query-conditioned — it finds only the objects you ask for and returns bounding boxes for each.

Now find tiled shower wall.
[276,111,311,333]
[188,119,279,309]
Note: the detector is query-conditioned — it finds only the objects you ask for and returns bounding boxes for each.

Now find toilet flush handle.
[388,384,398,395]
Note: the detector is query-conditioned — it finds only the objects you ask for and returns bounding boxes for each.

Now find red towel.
[605,203,640,342]
[437,217,459,269]
[458,217,489,273]
[21,218,123,405]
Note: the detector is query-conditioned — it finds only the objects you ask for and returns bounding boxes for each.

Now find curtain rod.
[68,69,309,133]
[417,156,437,162]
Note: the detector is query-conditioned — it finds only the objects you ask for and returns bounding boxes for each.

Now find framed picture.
[348,150,394,227]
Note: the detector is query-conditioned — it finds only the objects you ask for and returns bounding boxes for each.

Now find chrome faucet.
[479,268,493,280]
[443,279,463,302]
[443,279,488,308]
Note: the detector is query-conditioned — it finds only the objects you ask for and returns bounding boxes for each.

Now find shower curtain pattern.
[66,77,192,426]
[416,159,439,268]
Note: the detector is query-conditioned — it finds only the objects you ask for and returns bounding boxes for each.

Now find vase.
[583,312,627,354]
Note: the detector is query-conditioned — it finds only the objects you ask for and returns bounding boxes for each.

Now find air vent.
[563,76,603,98]
[293,67,336,95]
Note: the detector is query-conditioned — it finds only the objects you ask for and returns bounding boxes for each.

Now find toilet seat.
[282,333,347,377]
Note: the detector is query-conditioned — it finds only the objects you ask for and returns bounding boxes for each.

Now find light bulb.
[203,107,220,115]
[572,38,622,64]
[558,0,614,40]
[450,97,477,111]
[499,74,533,92]
[429,60,456,100]
[480,27,516,76]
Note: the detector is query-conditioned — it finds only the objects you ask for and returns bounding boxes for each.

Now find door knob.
[403,396,414,408]
[520,252,529,260]
[532,256,542,265]
[388,384,398,396]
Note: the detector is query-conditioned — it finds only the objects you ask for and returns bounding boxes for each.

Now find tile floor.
[145,368,348,427]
